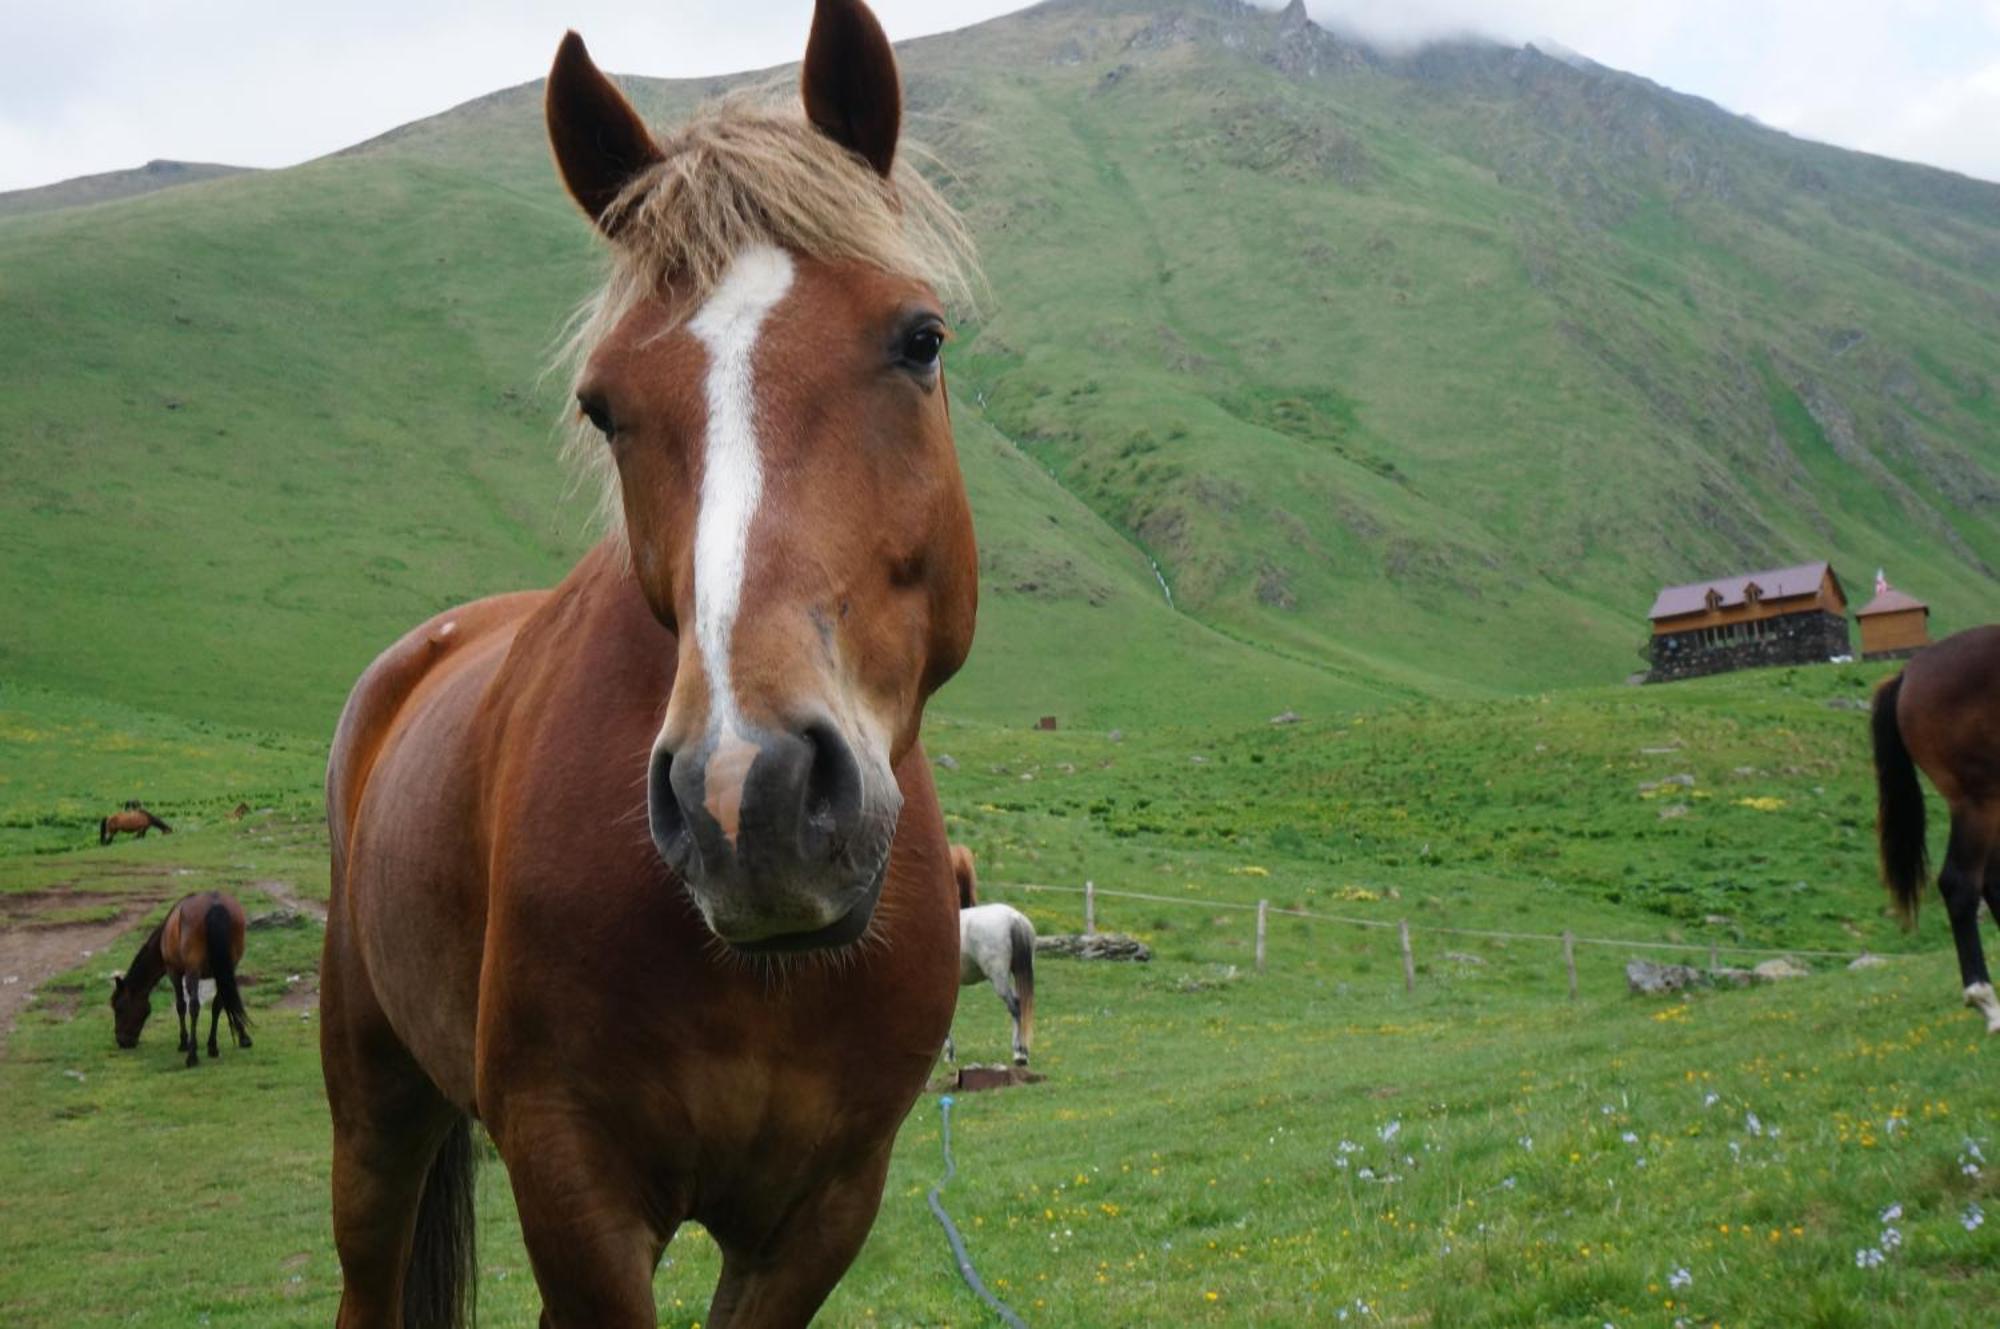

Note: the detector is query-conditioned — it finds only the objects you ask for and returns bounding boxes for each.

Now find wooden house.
[1644,561,1852,682]
[1856,574,1930,661]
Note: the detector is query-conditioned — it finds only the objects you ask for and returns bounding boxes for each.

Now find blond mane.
[557,93,979,527]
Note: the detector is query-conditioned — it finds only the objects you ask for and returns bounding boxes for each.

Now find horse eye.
[901,325,944,370]
[577,392,614,438]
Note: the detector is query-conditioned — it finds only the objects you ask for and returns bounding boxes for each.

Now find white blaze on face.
[686,244,796,748]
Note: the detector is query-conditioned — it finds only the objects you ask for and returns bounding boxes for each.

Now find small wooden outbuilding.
[1856,575,1930,661]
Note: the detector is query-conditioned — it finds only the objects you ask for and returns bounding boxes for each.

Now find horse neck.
[124,922,168,992]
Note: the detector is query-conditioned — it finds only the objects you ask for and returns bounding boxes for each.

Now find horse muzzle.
[648,717,900,950]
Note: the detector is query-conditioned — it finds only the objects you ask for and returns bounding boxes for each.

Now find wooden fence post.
[1084,880,1096,936]
[1255,899,1268,971]
[1399,919,1415,994]
[1563,931,1578,1001]
[1709,940,1719,972]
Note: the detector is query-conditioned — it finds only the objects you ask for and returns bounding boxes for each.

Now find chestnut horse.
[1873,625,2000,1033]
[100,804,172,843]
[951,841,978,908]
[111,890,252,1067]
[320,4,979,1325]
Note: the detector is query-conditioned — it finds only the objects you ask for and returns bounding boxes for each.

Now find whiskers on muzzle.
[648,718,901,951]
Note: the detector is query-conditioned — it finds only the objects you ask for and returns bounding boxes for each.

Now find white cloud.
[0,0,1996,191]
[1850,57,2000,180]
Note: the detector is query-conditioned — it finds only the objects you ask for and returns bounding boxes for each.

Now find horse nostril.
[798,721,863,862]
[647,745,692,869]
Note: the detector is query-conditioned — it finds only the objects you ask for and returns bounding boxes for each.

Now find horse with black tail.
[111,891,253,1066]
[946,847,1036,1066]
[100,805,172,844]
[1871,625,2000,1033]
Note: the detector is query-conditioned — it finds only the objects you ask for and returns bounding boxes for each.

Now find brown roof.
[1858,587,1928,616]
[1647,562,1834,620]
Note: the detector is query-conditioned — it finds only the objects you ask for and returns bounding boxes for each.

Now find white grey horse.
[948,903,1037,1066]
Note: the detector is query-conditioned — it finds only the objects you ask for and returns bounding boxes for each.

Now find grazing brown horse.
[111,890,252,1067]
[100,804,172,843]
[1873,625,2000,1033]
[951,841,979,908]
[320,4,979,1325]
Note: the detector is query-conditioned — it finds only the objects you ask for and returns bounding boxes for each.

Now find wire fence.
[995,880,1876,958]
[975,879,1933,996]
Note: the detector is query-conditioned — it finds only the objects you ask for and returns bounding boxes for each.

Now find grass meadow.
[3,660,1996,1327]
[3,4,1997,1323]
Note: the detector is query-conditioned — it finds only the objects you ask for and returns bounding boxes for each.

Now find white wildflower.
[1668,1266,1692,1291]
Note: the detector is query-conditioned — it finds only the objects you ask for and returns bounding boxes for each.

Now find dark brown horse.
[320,4,979,1324]
[111,890,252,1067]
[100,804,172,844]
[1873,625,2000,1033]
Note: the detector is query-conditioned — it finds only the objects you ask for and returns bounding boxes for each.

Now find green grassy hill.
[6,7,1999,1313]
[0,159,256,219]
[3,0,1995,746]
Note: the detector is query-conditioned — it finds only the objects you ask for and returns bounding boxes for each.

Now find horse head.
[109,972,149,1048]
[548,0,977,953]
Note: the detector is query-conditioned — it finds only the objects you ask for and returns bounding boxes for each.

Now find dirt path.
[0,882,179,1049]
[251,877,327,925]
[248,879,327,1013]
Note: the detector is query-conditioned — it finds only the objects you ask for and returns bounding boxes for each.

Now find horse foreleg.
[173,975,189,1052]
[322,951,465,1329]
[1941,819,2000,1034]
[705,1144,894,1329]
[183,975,201,1068]
[501,1112,669,1329]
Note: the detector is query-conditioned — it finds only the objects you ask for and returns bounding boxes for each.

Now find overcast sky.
[3,0,1998,193]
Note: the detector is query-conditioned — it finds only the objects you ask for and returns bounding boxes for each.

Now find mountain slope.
[1,0,1996,739]
[0,130,1370,734]
[0,159,256,218]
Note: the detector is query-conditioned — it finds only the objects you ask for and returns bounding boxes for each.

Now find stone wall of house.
[1644,611,1852,683]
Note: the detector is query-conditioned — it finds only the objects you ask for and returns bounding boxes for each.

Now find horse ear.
[546,31,664,230]
[801,0,902,178]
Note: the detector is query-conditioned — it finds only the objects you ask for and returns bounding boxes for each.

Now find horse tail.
[1009,910,1035,1055]
[204,903,252,1039]
[99,817,110,845]
[404,1116,477,1329]
[1872,672,1928,928]
[148,812,173,834]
